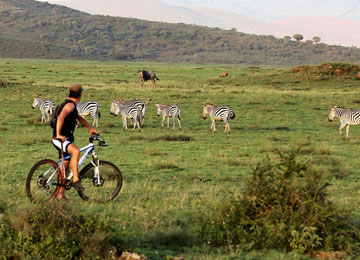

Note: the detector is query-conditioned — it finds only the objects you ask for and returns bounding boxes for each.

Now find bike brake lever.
[99,140,108,146]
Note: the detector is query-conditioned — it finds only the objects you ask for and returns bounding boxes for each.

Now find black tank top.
[52,99,78,142]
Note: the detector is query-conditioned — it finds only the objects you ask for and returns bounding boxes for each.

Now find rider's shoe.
[72,181,85,192]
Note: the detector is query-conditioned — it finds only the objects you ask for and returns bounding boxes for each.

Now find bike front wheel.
[78,160,122,202]
[26,159,61,203]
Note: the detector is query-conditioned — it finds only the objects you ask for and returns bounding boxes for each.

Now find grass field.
[0,59,359,259]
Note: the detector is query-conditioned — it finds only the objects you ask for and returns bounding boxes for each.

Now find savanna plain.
[0,59,359,259]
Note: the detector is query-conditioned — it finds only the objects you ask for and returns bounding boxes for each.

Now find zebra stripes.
[110,101,142,131]
[77,101,101,128]
[328,106,360,138]
[117,99,152,126]
[202,103,235,133]
[32,96,55,123]
[156,104,181,130]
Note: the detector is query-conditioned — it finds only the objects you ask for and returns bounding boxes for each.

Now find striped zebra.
[110,100,142,131]
[117,98,152,126]
[76,101,101,128]
[31,96,55,123]
[202,103,235,133]
[155,104,181,130]
[328,106,360,138]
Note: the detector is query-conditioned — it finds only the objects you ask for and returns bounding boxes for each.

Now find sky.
[37,0,360,47]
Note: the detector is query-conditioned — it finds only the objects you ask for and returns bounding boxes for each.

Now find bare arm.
[77,115,98,135]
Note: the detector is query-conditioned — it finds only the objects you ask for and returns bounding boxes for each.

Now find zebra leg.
[161,116,165,129]
[339,122,346,136]
[346,124,350,138]
[122,116,127,131]
[167,117,170,129]
[177,115,181,130]
[211,119,216,132]
[41,111,45,123]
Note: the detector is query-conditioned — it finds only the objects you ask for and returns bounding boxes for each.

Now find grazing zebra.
[110,101,142,131]
[76,101,101,128]
[202,103,235,133]
[31,96,55,123]
[117,98,152,126]
[155,104,181,130]
[328,106,360,138]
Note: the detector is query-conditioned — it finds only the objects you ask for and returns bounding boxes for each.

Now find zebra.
[31,96,55,123]
[155,104,181,130]
[328,106,360,138]
[110,100,142,131]
[202,103,235,133]
[116,98,152,126]
[76,101,101,128]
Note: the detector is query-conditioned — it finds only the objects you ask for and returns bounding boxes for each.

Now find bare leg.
[67,144,80,183]
[57,160,69,200]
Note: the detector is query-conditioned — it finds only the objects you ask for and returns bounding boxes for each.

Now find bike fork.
[91,151,101,185]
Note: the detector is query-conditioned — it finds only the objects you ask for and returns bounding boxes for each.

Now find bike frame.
[42,142,101,188]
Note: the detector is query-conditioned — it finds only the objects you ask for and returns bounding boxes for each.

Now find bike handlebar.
[89,134,108,146]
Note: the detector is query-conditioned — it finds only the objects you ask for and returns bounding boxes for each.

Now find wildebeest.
[139,70,159,89]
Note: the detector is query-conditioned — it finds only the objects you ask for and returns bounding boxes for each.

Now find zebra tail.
[147,98,153,105]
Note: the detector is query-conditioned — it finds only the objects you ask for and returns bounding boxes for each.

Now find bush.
[0,203,117,259]
[197,147,360,255]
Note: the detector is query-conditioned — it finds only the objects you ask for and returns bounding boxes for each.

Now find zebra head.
[328,106,340,122]
[155,104,165,116]
[110,101,120,116]
[202,103,214,119]
[32,96,43,109]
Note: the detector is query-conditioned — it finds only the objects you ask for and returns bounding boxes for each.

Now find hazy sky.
[39,0,360,20]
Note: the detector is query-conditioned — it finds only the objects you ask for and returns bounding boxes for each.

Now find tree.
[293,34,303,42]
[283,35,292,44]
[313,36,321,44]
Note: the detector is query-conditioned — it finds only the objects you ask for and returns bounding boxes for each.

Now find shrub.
[197,147,360,255]
[0,203,117,259]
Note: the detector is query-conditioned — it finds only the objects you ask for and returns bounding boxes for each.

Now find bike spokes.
[78,160,122,202]
[26,160,61,203]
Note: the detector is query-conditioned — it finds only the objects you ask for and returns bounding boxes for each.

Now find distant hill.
[1,0,360,65]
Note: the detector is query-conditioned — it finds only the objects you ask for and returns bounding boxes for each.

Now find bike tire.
[78,160,122,202]
[26,159,61,203]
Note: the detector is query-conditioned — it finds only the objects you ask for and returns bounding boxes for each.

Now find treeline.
[0,0,360,65]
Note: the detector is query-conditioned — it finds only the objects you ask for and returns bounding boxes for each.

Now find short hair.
[68,84,83,98]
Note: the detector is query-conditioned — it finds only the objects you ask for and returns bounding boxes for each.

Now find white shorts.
[52,139,72,159]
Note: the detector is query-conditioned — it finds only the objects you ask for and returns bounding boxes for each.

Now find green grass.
[0,58,359,259]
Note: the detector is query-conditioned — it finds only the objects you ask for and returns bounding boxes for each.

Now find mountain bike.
[26,134,122,203]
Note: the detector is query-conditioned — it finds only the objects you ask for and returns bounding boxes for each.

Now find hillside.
[0,0,360,65]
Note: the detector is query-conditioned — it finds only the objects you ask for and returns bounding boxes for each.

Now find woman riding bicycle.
[52,84,98,200]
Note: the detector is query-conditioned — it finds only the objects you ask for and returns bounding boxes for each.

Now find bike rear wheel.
[78,160,122,202]
[26,159,61,203]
